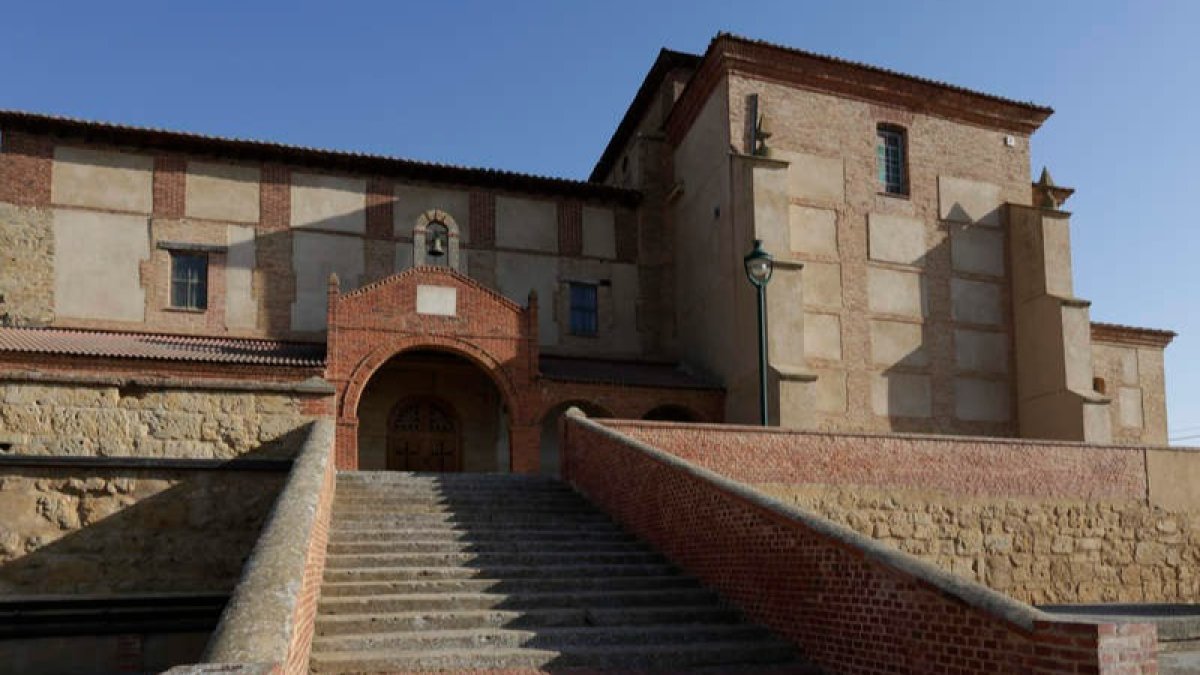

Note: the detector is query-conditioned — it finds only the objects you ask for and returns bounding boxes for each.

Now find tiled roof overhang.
[665,33,1055,145]
[1090,322,1177,348]
[0,327,326,367]
[0,110,642,207]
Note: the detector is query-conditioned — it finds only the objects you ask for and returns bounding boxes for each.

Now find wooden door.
[386,398,461,471]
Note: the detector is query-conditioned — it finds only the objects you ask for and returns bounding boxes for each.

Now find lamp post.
[743,239,774,426]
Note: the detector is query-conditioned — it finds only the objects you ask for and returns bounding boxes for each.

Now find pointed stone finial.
[327,273,340,293]
[1031,166,1074,210]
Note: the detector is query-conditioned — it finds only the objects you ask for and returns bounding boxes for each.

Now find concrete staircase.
[310,472,816,673]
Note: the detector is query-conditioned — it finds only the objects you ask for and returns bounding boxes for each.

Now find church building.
[0,34,1175,475]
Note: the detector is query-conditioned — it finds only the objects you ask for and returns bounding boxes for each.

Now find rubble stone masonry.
[0,465,284,594]
[0,202,53,326]
[0,380,323,459]
[759,483,1200,605]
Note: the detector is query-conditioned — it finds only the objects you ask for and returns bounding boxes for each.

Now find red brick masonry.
[561,415,1158,674]
[607,421,1149,502]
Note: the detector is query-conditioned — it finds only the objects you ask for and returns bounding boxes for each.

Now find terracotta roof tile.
[539,355,721,390]
[1090,322,1177,348]
[0,327,325,367]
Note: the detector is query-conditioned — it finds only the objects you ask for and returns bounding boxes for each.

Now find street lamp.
[743,239,774,426]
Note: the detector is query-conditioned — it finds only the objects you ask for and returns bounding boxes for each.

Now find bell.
[428,236,446,258]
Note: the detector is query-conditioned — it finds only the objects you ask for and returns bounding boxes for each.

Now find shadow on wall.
[874,220,1014,436]
[0,426,309,596]
[540,402,611,477]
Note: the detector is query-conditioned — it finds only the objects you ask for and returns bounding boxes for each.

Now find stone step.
[323,550,666,569]
[323,563,680,583]
[336,473,564,487]
[309,639,797,673]
[318,588,718,615]
[315,604,745,636]
[327,527,632,543]
[333,500,595,512]
[318,575,700,597]
[333,499,590,512]
[332,509,599,522]
[330,514,615,528]
[312,622,773,652]
[326,538,650,555]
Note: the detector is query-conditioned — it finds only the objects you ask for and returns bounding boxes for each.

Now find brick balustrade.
[201,419,336,674]
[561,413,1158,674]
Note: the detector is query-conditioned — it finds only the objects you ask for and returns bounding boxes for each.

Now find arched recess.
[412,210,462,270]
[539,400,612,477]
[642,404,701,422]
[358,353,508,472]
[344,342,520,472]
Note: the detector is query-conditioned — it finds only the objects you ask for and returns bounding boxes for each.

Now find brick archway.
[324,267,540,471]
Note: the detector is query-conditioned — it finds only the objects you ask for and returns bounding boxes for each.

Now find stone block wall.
[0,463,285,594]
[759,484,1200,605]
[0,379,324,459]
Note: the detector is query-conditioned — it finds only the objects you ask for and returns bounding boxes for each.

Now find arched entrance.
[357,350,510,472]
[325,267,540,471]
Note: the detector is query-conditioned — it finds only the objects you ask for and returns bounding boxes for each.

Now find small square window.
[876,125,908,195]
[170,252,208,310]
[569,282,598,337]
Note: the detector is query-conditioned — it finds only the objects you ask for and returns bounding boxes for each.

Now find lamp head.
[743,239,774,287]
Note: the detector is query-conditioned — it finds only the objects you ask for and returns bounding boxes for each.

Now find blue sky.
[3,1,1197,440]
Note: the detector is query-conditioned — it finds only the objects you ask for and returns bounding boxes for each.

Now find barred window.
[170,252,208,310]
[876,125,908,195]
[569,282,598,337]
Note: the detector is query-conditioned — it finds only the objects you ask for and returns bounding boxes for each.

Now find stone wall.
[0,463,285,594]
[758,484,1200,606]
[0,379,322,459]
[0,202,53,326]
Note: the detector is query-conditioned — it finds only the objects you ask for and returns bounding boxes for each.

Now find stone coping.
[601,418,1200,454]
[203,419,334,665]
[0,455,292,472]
[570,410,1050,632]
[0,370,335,395]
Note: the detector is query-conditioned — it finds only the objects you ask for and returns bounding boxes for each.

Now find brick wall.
[561,415,1158,674]
[607,421,1147,501]
[282,423,335,674]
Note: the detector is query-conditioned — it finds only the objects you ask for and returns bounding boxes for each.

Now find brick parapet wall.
[561,414,1158,674]
[203,420,335,673]
[605,421,1151,502]
[282,420,335,674]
